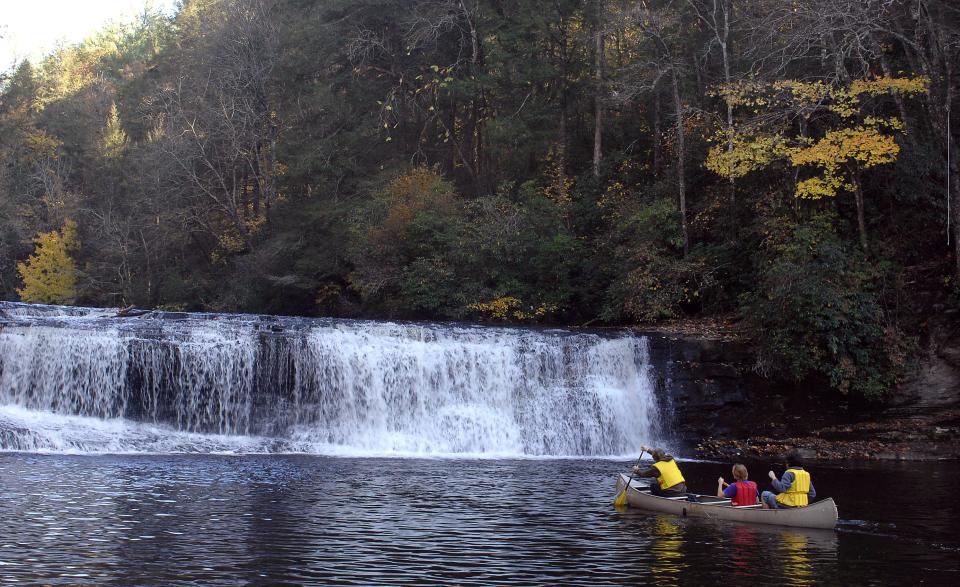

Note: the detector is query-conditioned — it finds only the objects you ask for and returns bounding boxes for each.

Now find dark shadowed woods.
[2,0,960,400]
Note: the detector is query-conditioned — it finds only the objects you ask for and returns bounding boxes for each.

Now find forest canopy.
[2,0,959,398]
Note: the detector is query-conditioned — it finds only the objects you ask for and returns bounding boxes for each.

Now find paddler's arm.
[770,470,794,493]
[632,465,660,478]
[808,479,816,498]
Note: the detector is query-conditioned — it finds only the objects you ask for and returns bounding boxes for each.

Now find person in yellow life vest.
[632,446,687,496]
[761,449,816,509]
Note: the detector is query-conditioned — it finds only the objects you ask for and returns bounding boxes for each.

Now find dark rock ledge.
[641,330,960,462]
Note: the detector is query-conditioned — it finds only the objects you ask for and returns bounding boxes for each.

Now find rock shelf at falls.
[0,302,661,456]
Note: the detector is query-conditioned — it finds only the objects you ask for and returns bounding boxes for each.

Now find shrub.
[741,212,914,399]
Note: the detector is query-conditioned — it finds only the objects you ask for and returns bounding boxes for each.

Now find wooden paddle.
[614,450,645,507]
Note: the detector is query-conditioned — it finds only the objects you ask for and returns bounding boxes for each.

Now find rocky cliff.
[646,327,960,461]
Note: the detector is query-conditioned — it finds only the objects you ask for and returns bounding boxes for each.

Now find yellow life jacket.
[776,468,811,507]
[652,458,685,490]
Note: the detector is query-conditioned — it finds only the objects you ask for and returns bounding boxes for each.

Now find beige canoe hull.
[615,474,838,530]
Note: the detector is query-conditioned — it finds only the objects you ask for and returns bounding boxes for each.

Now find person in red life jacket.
[717,463,759,506]
[632,446,687,497]
[761,449,816,509]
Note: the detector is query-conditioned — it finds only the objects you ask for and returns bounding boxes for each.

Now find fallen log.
[116,305,152,318]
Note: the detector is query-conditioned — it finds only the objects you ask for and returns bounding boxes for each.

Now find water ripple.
[0,455,957,585]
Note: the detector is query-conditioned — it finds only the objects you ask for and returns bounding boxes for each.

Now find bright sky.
[0,0,178,71]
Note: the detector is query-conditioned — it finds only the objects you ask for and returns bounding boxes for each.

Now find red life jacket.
[732,480,758,506]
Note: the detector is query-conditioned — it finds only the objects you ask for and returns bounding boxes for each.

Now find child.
[717,463,759,506]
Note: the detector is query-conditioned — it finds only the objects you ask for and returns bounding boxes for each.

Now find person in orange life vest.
[717,463,759,506]
[632,446,687,496]
[761,449,816,509]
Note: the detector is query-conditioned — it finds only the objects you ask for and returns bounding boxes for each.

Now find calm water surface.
[0,455,957,585]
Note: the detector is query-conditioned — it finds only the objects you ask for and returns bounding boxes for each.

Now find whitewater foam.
[0,302,665,457]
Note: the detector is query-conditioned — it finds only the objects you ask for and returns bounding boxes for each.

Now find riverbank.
[654,315,960,462]
[693,408,960,462]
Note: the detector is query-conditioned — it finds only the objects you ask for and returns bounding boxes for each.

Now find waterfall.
[0,302,663,456]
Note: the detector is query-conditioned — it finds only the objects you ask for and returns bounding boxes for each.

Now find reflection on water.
[650,517,690,586]
[0,455,956,585]
[782,530,814,585]
[743,525,838,587]
[730,524,756,577]
[616,512,843,586]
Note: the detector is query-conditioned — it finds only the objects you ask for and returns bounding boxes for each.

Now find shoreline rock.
[643,324,960,463]
[693,409,960,462]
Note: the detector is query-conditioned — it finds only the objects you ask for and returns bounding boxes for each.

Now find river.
[1,454,957,585]
[1,303,958,584]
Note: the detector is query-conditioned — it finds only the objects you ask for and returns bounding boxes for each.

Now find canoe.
[615,473,838,530]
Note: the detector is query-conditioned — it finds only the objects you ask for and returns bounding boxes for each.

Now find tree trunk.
[719,32,736,236]
[241,171,251,218]
[915,0,958,275]
[559,105,567,173]
[653,89,661,176]
[937,120,957,271]
[251,148,262,217]
[672,69,689,257]
[948,52,960,279]
[139,229,152,306]
[463,0,479,70]
[464,0,483,193]
[558,13,569,188]
[265,114,279,219]
[469,97,481,191]
[953,167,960,279]
[692,51,704,106]
[952,149,960,278]
[447,99,458,172]
[853,172,869,251]
[592,0,603,179]
[870,32,910,130]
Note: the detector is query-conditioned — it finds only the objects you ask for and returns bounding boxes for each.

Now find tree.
[100,102,128,159]
[17,219,80,304]
[619,0,699,256]
[349,165,460,311]
[706,76,927,249]
[593,0,606,178]
[687,0,737,232]
[743,211,912,399]
[151,0,281,258]
[0,0,957,399]
[738,0,960,274]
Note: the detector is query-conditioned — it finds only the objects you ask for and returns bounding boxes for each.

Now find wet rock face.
[647,332,960,461]
[645,335,764,440]
[645,335,878,443]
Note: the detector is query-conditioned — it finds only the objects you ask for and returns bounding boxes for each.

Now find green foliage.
[601,197,687,321]
[348,166,461,313]
[348,168,580,320]
[399,257,463,315]
[741,212,914,399]
[100,102,128,159]
[457,181,582,320]
[597,172,714,323]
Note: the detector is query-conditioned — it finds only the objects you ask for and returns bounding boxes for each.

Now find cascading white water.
[0,302,663,456]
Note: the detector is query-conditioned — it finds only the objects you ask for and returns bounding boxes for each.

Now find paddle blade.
[614,487,627,507]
